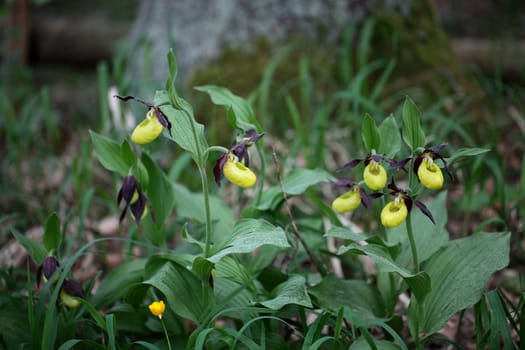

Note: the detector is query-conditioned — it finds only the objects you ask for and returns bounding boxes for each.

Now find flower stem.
[406,211,419,273]
[181,108,213,257]
[161,319,173,350]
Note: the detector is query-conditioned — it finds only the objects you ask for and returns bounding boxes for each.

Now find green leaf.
[90,131,136,176]
[387,191,449,267]
[309,276,386,321]
[255,168,336,211]
[337,242,431,302]
[167,49,178,81]
[350,337,403,350]
[174,183,235,242]
[194,85,259,132]
[324,226,368,242]
[401,97,425,151]
[361,113,380,152]
[411,231,510,336]
[43,212,61,252]
[445,147,490,165]
[141,154,176,237]
[378,115,401,158]
[144,257,214,322]
[208,219,290,263]
[153,90,208,164]
[12,229,47,265]
[91,259,146,308]
[261,275,313,310]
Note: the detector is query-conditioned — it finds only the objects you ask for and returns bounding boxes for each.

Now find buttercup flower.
[341,154,390,191]
[115,95,172,144]
[381,181,435,228]
[59,279,85,308]
[117,175,151,224]
[214,130,264,188]
[149,300,166,319]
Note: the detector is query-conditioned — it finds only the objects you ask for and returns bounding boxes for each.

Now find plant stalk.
[406,211,419,273]
[161,319,173,350]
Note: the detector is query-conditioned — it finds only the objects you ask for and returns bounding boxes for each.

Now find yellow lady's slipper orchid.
[60,289,81,308]
[148,300,166,319]
[363,160,387,190]
[417,156,444,190]
[332,187,361,213]
[131,109,164,144]
[381,196,408,228]
[223,156,257,188]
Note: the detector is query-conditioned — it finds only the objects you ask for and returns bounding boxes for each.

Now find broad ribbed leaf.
[143,259,213,322]
[43,212,61,252]
[12,229,47,266]
[91,259,146,308]
[402,97,425,151]
[208,219,290,263]
[338,243,431,302]
[411,231,510,336]
[378,115,401,158]
[324,226,368,242]
[255,168,335,210]
[361,113,380,152]
[153,90,208,164]
[445,147,490,165]
[309,276,386,321]
[195,85,259,132]
[90,131,136,176]
[261,275,312,310]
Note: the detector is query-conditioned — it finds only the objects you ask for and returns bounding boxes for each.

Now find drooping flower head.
[331,179,381,213]
[117,175,151,225]
[381,180,435,228]
[214,130,264,188]
[37,256,60,287]
[114,95,172,144]
[148,300,166,319]
[413,143,452,190]
[60,279,85,308]
[341,154,390,191]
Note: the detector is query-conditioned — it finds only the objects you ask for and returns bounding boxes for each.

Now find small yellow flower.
[363,160,387,190]
[148,300,166,319]
[332,187,361,213]
[223,156,257,188]
[381,196,408,228]
[417,156,444,190]
[131,109,164,144]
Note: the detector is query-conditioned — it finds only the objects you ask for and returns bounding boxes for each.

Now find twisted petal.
[363,162,387,190]
[131,109,164,144]
[148,300,166,319]
[223,158,257,188]
[417,162,444,190]
[381,201,408,228]
[331,189,361,213]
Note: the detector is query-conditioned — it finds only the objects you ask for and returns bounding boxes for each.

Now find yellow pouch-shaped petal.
[381,201,408,228]
[331,189,361,213]
[148,300,166,319]
[131,110,163,144]
[417,162,444,190]
[223,159,256,188]
[363,162,387,190]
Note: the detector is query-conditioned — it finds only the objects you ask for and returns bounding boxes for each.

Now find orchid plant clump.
[12,50,511,349]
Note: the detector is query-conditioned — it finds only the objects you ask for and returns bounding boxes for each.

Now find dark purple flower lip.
[114,95,172,136]
[61,279,85,298]
[117,175,152,225]
[37,256,60,287]
[213,130,264,186]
